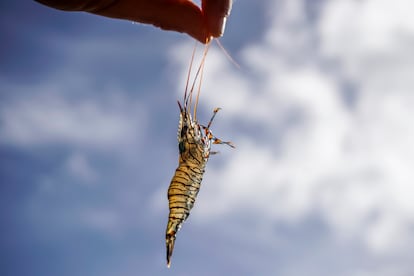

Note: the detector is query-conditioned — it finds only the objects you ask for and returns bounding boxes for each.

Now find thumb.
[202,0,233,39]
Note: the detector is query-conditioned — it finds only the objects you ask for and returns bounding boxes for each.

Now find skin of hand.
[35,0,232,43]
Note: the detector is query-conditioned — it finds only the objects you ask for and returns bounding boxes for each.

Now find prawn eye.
[178,141,185,154]
[180,125,188,138]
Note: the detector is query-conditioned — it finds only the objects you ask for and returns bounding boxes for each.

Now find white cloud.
[65,152,98,183]
[0,85,146,151]
[319,0,414,83]
[166,0,414,272]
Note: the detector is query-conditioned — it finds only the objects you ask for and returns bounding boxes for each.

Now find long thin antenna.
[184,42,197,109]
[193,43,210,120]
[187,43,209,118]
[215,38,240,69]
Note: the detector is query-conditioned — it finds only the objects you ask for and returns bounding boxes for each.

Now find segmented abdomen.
[167,161,205,234]
[165,159,206,267]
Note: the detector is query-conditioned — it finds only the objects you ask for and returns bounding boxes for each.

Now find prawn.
[165,44,234,268]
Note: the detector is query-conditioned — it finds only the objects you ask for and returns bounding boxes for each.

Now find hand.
[35,0,233,43]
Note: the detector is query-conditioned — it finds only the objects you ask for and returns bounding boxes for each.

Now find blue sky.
[2,0,414,275]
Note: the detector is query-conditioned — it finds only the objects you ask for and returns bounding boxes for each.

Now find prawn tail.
[166,221,179,268]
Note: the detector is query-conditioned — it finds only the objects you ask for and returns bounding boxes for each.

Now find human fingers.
[202,0,232,39]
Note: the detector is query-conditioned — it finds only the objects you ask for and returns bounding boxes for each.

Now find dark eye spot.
[179,141,185,153]
[181,125,188,138]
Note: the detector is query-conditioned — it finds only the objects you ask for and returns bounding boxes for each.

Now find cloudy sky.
[1,0,414,275]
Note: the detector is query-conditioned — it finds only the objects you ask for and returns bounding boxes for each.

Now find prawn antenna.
[184,42,197,109]
[193,43,210,120]
[215,38,240,69]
